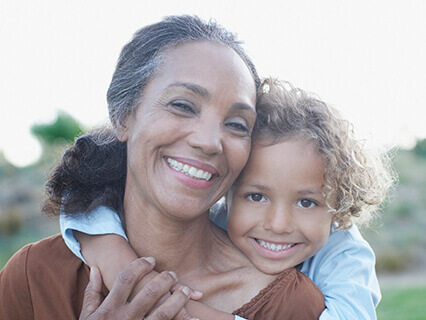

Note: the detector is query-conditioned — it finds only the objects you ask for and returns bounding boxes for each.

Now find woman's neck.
[123,186,216,275]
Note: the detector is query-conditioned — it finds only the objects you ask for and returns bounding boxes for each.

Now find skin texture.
[228,137,335,275]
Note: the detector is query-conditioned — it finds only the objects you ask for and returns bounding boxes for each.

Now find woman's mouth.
[166,157,214,181]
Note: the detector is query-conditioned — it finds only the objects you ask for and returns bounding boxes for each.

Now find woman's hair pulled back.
[108,15,260,129]
[43,15,259,222]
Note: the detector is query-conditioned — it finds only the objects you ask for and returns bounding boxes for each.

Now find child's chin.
[256,263,288,275]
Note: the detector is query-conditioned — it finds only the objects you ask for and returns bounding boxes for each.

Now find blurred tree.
[31,111,84,145]
[414,138,426,158]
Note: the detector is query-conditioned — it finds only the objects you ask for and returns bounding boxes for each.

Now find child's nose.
[264,206,294,234]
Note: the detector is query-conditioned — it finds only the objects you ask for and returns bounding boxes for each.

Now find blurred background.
[1,1,425,319]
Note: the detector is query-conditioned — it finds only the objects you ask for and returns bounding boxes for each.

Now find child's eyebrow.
[297,189,323,196]
[240,183,270,192]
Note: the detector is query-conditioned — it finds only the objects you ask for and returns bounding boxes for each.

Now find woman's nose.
[264,207,294,234]
[186,115,223,155]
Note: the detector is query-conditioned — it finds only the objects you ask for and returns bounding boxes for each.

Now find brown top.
[233,267,325,320]
[0,234,324,320]
[0,234,89,319]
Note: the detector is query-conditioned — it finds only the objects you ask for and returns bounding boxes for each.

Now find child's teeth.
[167,158,213,181]
[257,239,294,252]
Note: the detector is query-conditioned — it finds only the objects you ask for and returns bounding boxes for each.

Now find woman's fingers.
[79,267,104,319]
[103,257,156,307]
[145,286,194,320]
[80,257,194,320]
[171,283,203,301]
[128,270,180,316]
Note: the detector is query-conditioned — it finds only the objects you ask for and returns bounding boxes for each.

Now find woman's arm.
[300,225,381,320]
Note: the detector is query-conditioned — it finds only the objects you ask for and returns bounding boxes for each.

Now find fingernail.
[144,257,156,264]
[89,267,94,281]
[181,286,190,296]
[169,271,178,281]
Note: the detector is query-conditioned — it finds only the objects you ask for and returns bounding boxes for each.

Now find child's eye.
[247,193,266,202]
[169,101,196,114]
[296,199,317,208]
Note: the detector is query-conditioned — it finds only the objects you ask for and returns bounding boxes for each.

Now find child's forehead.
[240,136,326,180]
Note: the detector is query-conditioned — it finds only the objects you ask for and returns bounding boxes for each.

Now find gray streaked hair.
[107,15,260,129]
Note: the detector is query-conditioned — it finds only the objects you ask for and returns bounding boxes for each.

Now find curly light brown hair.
[253,78,394,229]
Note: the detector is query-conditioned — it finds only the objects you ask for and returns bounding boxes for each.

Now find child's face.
[227,137,334,275]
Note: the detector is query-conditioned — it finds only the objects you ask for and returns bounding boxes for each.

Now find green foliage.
[375,250,413,272]
[0,208,23,235]
[31,111,84,145]
[377,286,426,320]
[414,138,426,158]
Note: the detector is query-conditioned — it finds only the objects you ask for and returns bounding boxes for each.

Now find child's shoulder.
[328,224,370,247]
[306,224,375,268]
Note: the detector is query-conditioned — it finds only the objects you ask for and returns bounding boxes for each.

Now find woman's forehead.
[146,41,257,107]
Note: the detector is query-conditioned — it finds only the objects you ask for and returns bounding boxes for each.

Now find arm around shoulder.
[302,226,380,320]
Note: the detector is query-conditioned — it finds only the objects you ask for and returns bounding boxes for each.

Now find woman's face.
[121,41,257,220]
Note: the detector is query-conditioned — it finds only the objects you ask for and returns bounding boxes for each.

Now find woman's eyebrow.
[167,82,210,98]
[231,103,257,116]
[166,82,255,115]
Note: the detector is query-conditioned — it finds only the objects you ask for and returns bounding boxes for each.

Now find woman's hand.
[79,257,198,320]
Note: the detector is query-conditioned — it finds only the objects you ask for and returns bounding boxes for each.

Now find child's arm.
[300,225,380,320]
[60,208,240,320]
[75,232,234,320]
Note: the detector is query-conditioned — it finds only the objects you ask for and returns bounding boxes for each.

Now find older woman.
[0,15,319,320]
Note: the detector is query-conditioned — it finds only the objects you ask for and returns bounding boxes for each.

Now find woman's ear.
[115,124,129,142]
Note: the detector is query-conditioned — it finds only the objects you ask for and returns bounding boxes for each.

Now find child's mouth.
[255,239,296,252]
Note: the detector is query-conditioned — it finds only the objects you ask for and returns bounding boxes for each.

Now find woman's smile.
[165,156,218,189]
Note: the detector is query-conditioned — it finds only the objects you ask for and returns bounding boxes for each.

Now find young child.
[61,79,393,319]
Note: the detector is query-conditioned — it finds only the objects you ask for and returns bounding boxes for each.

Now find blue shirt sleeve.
[60,206,128,264]
[300,225,381,320]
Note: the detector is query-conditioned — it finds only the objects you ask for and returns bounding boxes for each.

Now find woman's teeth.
[167,158,213,181]
[256,239,295,252]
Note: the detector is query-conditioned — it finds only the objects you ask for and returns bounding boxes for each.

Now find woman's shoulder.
[0,234,89,319]
[234,268,325,320]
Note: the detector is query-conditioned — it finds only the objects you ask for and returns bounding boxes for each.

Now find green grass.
[377,286,426,320]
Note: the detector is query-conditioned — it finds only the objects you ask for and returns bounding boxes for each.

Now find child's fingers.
[79,267,104,319]
[103,257,156,307]
[145,286,193,320]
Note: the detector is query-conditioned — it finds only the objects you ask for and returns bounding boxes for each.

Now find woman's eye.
[247,193,266,202]
[226,121,249,134]
[297,199,317,208]
[170,101,195,114]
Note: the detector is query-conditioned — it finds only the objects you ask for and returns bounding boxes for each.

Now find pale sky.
[1,0,425,166]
